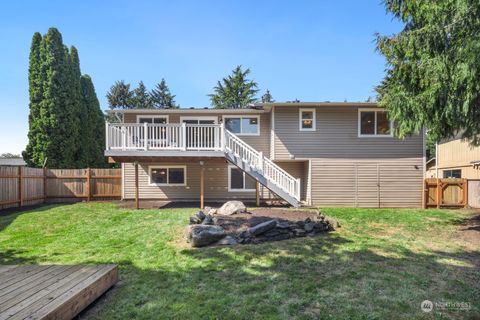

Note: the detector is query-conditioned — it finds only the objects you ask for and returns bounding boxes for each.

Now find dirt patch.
[216,208,319,234]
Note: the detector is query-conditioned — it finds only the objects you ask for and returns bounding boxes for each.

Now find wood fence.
[424,178,468,208]
[0,166,121,210]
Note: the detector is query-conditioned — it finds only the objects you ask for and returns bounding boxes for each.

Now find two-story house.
[105,102,425,208]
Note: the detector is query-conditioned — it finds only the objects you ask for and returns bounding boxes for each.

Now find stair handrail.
[223,129,300,201]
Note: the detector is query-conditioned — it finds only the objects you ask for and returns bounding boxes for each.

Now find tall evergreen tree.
[376,0,480,144]
[81,75,105,167]
[23,32,44,167]
[132,81,153,109]
[25,28,78,168]
[150,79,178,109]
[209,66,259,109]
[261,89,274,103]
[67,46,85,168]
[106,80,134,109]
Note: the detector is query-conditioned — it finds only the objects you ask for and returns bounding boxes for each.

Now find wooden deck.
[0,265,118,320]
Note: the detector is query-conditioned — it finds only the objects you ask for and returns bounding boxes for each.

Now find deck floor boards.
[0,265,117,320]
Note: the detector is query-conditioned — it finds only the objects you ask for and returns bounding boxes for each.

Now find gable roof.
[0,158,26,166]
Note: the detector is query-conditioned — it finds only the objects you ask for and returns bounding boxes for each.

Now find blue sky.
[0,0,401,154]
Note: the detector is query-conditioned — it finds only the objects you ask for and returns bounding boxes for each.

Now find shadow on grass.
[86,234,480,318]
[0,203,74,233]
[1,212,479,319]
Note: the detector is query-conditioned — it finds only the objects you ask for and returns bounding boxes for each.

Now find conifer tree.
[106,80,134,109]
[376,0,480,144]
[261,89,274,103]
[150,79,178,109]
[132,81,153,109]
[209,66,259,109]
[23,32,44,167]
[81,75,105,167]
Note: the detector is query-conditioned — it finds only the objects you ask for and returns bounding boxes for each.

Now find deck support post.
[256,181,260,207]
[134,162,139,209]
[200,161,205,209]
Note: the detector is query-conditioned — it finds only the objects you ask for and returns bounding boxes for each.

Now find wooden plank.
[1,266,98,320]
[256,181,260,207]
[22,265,118,320]
[0,266,77,311]
[0,266,52,292]
[18,167,22,207]
[86,168,91,202]
[43,167,47,201]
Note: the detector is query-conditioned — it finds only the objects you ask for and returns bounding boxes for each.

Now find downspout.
[435,142,439,178]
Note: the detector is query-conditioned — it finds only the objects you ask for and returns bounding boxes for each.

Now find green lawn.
[0,203,478,319]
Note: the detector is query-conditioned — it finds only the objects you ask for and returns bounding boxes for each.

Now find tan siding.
[310,158,423,208]
[124,161,261,200]
[437,139,480,179]
[274,161,308,201]
[122,111,271,157]
[274,106,423,160]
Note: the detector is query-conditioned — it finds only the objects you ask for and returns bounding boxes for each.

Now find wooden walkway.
[0,265,118,320]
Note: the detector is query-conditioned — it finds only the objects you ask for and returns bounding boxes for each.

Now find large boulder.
[216,201,247,216]
[247,219,277,236]
[185,225,226,247]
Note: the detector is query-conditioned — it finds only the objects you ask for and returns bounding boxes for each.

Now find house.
[0,158,26,166]
[105,102,425,208]
[433,138,480,179]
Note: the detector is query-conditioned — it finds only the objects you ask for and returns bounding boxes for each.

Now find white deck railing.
[224,130,301,201]
[106,122,301,201]
[106,123,223,151]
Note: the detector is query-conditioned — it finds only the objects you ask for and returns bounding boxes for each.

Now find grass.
[0,202,479,319]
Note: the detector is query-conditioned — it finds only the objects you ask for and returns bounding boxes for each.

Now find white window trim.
[357,108,394,138]
[136,115,169,123]
[148,165,187,186]
[222,115,260,136]
[227,165,256,192]
[179,116,218,123]
[299,108,316,131]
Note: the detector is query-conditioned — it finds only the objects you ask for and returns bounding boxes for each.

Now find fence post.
[86,168,91,202]
[18,166,22,207]
[43,167,48,203]
[463,179,468,207]
[436,178,442,208]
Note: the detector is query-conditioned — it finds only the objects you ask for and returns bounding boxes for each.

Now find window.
[443,169,461,178]
[224,116,260,135]
[299,108,316,131]
[228,166,256,191]
[358,109,392,137]
[136,115,168,124]
[149,166,186,186]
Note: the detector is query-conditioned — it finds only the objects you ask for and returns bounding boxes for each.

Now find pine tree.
[132,81,153,109]
[23,32,44,167]
[261,89,274,103]
[376,0,480,144]
[106,80,134,109]
[209,66,259,109]
[150,79,178,109]
[81,75,106,167]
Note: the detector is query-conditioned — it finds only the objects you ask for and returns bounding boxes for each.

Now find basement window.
[358,109,393,137]
[228,166,256,191]
[149,166,186,186]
